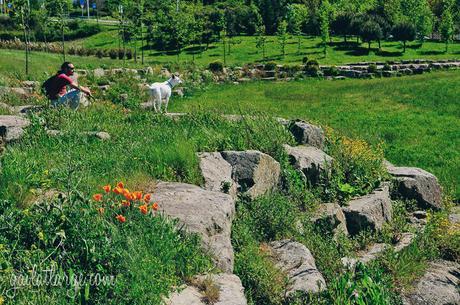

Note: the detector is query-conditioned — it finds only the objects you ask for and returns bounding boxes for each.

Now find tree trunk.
[378,39,381,51]
[368,41,371,52]
[344,35,347,43]
[403,41,406,53]
[141,23,144,64]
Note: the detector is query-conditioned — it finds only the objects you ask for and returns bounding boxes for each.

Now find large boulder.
[165,274,247,305]
[342,184,392,235]
[0,115,30,143]
[269,239,326,296]
[198,152,237,198]
[403,260,460,305]
[283,144,333,185]
[311,202,348,236]
[146,182,235,273]
[386,164,442,210]
[221,150,280,199]
[288,121,325,149]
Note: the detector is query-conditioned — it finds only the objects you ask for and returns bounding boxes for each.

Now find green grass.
[172,70,460,198]
[71,33,460,66]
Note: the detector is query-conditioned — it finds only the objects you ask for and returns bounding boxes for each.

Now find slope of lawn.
[172,70,460,198]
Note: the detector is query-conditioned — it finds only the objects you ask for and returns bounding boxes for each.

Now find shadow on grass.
[377,50,404,57]
[344,48,372,56]
[419,50,446,55]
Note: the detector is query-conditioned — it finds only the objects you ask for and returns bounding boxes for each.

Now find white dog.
[147,75,182,113]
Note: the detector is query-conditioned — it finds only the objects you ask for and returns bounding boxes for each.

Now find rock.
[145,66,154,75]
[0,115,30,143]
[449,206,460,224]
[0,102,13,112]
[21,81,39,88]
[94,131,111,141]
[46,129,63,137]
[165,274,247,305]
[221,150,280,199]
[387,166,442,210]
[342,184,392,235]
[342,243,389,268]
[311,203,348,236]
[140,102,155,110]
[93,68,105,78]
[9,87,31,99]
[98,85,110,91]
[403,260,460,305]
[276,117,291,127]
[394,232,415,252]
[283,144,333,185]
[333,76,347,80]
[269,239,326,296]
[12,105,44,115]
[119,93,128,102]
[198,152,237,198]
[165,113,187,120]
[173,88,184,97]
[288,121,325,149]
[147,182,235,273]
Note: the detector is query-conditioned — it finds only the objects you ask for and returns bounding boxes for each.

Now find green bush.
[109,49,118,59]
[368,63,378,73]
[302,56,309,64]
[305,60,320,76]
[208,60,224,73]
[264,61,277,71]
[383,62,392,71]
[323,65,339,76]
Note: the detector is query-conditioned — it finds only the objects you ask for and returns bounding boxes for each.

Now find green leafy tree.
[331,12,354,42]
[11,0,31,74]
[401,0,433,41]
[392,22,417,52]
[286,4,308,54]
[255,24,267,60]
[276,20,288,58]
[319,0,332,55]
[44,0,70,60]
[360,20,383,52]
[440,6,454,51]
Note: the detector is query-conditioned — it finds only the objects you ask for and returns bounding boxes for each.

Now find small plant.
[194,277,220,304]
[302,56,309,64]
[383,62,392,71]
[208,60,224,73]
[305,59,320,77]
[368,63,378,73]
[264,61,277,71]
[109,49,118,59]
[220,181,232,194]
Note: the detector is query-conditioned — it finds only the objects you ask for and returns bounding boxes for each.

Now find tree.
[331,12,354,42]
[319,0,331,55]
[11,0,31,75]
[401,0,433,41]
[286,4,308,53]
[255,24,267,60]
[45,0,70,61]
[276,20,288,58]
[440,6,454,51]
[360,20,383,52]
[392,22,416,52]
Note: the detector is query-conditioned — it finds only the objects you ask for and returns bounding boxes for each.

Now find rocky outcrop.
[288,121,325,149]
[342,243,390,268]
[386,164,442,210]
[165,274,247,305]
[198,152,237,198]
[311,202,348,236]
[283,144,333,185]
[342,184,392,235]
[394,232,415,252]
[146,182,235,273]
[0,115,30,143]
[403,260,460,305]
[268,239,326,296]
[220,150,280,199]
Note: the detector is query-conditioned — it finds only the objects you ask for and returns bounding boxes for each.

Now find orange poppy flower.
[122,200,131,207]
[133,191,143,200]
[113,186,123,194]
[117,182,124,189]
[97,207,105,214]
[143,193,152,203]
[93,194,103,202]
[151,202,159,211]
[103,185,111,193]
[116,215,126,223]
[139,204,148,215]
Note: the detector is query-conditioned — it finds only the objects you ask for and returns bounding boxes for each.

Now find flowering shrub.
[426,211,460,261]
[92,182,159,224]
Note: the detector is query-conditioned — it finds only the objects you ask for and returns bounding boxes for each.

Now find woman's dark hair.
[61,62,73,71]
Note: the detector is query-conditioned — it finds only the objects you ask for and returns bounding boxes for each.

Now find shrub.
[302,56,309,64]
[109,49,118,59]
[305,59,320,76]
[324,65,339,76]
[264,61,277,71]
[96,49,104,58]
[125,49,133,60]
[368,63,378,73]
[383,62,392,71]
[208,60,224,73]
[392,22,416,53]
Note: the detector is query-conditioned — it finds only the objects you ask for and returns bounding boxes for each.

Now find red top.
[49,73,73,99]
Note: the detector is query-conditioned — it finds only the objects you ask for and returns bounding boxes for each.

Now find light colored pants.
[51,90,86,110]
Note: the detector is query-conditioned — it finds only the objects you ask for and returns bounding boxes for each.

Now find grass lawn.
[72,31,460,66]
[172,70,460,198]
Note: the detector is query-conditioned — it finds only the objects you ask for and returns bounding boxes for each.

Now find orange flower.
[139,204,148,215]
[116,215,126,223]
[93,194,103,202]
[97,207,105,214]
[151,202,159,211]
[113,186,123,194]
[103,185,111,193]
[143,193,152,203]
[122,200,131,207]
[117,182,124,189]
[133,191,143,200]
